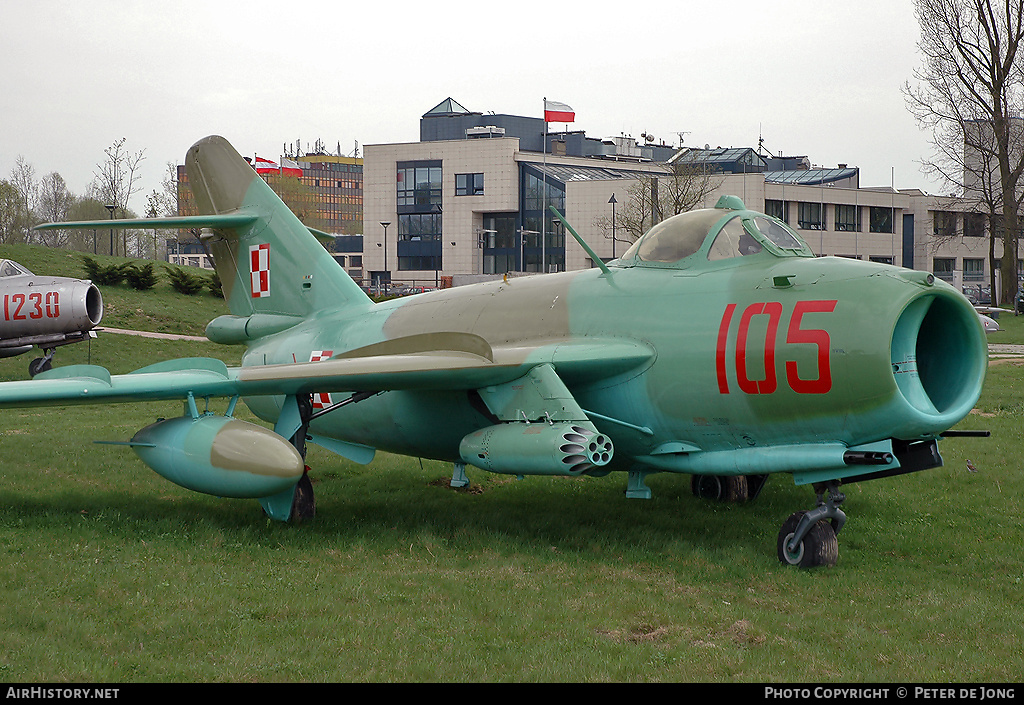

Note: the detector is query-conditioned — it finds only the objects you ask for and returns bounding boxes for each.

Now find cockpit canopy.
[617,196,814,267]
[0,260,32,278]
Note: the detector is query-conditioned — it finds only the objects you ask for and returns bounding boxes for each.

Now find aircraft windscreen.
[750,216,803,250]
[707,216,762,261]
[626,209,730,263]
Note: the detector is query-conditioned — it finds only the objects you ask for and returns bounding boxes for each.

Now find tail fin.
[185,135,371,318]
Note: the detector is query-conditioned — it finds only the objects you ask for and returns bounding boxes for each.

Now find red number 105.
[716,299,837,395]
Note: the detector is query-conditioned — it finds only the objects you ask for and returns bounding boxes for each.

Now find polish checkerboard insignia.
[309,350,333,409]
[250,243,270,298]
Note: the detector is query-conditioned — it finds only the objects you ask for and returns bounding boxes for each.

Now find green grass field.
[0,246,1021,682]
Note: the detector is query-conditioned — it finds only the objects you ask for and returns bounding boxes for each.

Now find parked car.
[962,284,991,306]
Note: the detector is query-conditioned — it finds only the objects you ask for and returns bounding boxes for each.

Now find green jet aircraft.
[15,135,988,567]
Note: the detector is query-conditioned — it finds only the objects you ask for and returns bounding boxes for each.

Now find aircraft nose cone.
[889,289,987,430]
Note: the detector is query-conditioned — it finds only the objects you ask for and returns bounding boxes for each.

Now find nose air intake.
[85,284,103,326]
[890,291,986,426]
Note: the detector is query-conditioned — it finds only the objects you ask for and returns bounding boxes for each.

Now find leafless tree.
[91,137,145,257]
[595,162,723,249]
[904,0,1024,305]
[0,180,21,244]
[8,156,38,242]
[36,172,74,247]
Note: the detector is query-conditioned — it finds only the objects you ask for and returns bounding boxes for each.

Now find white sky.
[1,0,939,218]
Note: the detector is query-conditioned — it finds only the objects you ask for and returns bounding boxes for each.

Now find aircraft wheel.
[28,357,52,378]
[691,474,748,502]
[289,468,316,524]
[777,511,838,568]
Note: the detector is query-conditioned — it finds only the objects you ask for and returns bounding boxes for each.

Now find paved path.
[99,327,208,342]
[989,343,1024,355]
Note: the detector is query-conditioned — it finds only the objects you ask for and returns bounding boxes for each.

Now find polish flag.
[254,157,280,175]
[544,100,574,123]
[281,158,303,178]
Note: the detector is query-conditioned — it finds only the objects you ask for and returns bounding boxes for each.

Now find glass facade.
[397,160,443,271]
[519,167,566,273]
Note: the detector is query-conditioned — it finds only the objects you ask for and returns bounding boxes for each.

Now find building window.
[798,202,825,230]
[765,200,788,223]
[869,255,894,265]
[964,258,984,281]
[932,211,957,238]
[397,162,442,207]
[964,212,986,238]
[870,207,894,234]
[398,255,441,271]
[932,257,955,281]
[398,213,442,241]
[455,173,484,196]
[835,204,860,232]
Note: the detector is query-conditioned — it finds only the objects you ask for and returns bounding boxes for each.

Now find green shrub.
[123,262,158,291]
[80,256,130,286]
[164,265,207,295]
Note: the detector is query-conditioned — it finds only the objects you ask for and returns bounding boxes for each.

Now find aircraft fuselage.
[241,252,984,479]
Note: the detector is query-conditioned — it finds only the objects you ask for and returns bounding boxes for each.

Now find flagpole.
[542,97,547,275]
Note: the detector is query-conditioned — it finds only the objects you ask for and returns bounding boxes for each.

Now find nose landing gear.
[777,481,845,568]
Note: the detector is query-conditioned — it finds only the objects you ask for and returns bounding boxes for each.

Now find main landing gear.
[28,348,55,378]
[274,390,380,524]
[286,394,316,524]
[777,481,845,568]
[690,473,769,503]
[690,474,844,568]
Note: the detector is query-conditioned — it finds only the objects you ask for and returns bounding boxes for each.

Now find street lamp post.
[518,228,538,273]
[608,194,617,260]
[104,204,115,257]
[379,221,390,293]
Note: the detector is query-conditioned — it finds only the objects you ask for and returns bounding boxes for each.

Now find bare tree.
[0,180,21,244]
[9,156,38,242]
[36,172,74,247]
[595,161,722,248]
[91,137,145,257]
[904,0,1024,305]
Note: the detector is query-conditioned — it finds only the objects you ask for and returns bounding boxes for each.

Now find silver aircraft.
[0,259,103,376]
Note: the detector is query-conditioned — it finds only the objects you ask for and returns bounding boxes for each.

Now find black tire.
[777,510,838,568]
[691,474,749,502]
[289,470,316,524]
[28,357,51,378]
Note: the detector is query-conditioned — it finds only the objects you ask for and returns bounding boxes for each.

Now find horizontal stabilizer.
[33,213,259,232]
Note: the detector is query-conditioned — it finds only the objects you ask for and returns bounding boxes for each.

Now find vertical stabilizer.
[185,135,370,319]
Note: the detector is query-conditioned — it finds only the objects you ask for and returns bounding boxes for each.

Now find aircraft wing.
[0,338,653,410]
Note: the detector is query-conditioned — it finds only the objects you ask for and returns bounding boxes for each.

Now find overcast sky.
[1,0,938,219]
